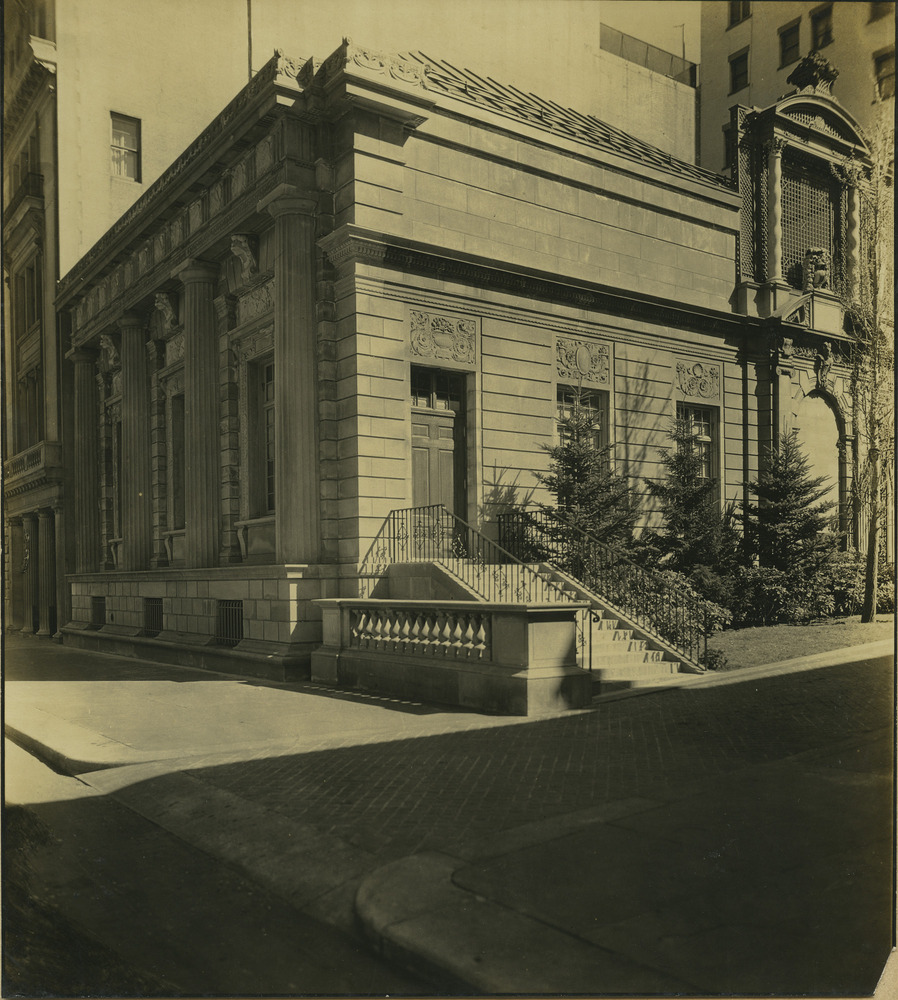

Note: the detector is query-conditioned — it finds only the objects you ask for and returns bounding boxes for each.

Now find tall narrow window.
[261,361,275,514]
[811,4,833,50]
[729,49,749,93]
[556,384,608,450]
[677,403,717,481]
[874,48,895,100]
[728,1,751,26]
[113,419,124,537]
[169,394,186,529]
[779,20,801,68]
[111,112,141,181]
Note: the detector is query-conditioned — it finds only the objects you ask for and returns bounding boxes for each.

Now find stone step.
[589,659,682,679]
[593,674,687,696]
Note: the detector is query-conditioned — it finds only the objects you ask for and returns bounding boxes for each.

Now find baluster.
[399,612,411,650]
[463,616,475,658]
[389,610,401,652]
[451,615,464,656]
[354,610,367,648]
[409,612,422,652]
[373,611,386,650]
[439,614,453,656]
[479,615,491,659]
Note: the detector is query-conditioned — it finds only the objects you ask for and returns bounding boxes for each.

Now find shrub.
[730,566,836,626]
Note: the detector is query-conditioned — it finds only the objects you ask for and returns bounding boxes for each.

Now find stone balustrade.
[312,599,592,716]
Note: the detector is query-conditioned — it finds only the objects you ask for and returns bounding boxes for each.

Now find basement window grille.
[90,596,107,629]
[143,597,163,636]
[216,599,244,647]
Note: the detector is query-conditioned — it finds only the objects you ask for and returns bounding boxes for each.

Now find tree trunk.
[861,446,880,622]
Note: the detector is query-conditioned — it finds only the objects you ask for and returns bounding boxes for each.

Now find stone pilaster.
[215,293,242,564]
[7,518,25,631]
[766,137,787,283]
[53,502,68,639]
[22,512,38,633]
[37,508,55,636]
[68,347,101,572]
[118,312,153,569]
[259,185,321,564]
[175,259,221,568]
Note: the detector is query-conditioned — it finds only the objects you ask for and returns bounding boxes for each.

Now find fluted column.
[175,259,220,568]
[766,137,786,283]
[37,508,55,636]
[260,185,321,563]
[22,512,38,633]
[118,312,153,569]
[53,502,68,639]
[68,347,100,572]
[8,518,25,631]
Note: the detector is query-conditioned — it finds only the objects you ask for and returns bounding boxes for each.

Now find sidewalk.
[5,632,895,995]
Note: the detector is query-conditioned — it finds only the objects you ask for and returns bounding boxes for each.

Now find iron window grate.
[216,600,244,647]
[143,597,163,636]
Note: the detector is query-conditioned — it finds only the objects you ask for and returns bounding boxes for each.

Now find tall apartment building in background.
[700,0,895,169]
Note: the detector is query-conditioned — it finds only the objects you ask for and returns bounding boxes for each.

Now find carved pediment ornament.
[230,234,259,284]
[556,338,610,385]
[786,53,839,96]
[676,362,720,400]
[410,310,476,365]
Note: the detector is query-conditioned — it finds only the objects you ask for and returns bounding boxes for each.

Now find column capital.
[764,136,788,158]
[117,310,147,333]
[258,183,317,219]
[173,258,219,285]
[66,345,98,365]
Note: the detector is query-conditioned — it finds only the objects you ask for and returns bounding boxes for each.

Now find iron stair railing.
[498,508,713,667]
[358,504,575,605]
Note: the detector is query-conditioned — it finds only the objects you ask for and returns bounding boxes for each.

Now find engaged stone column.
[7,518,25,631]
[845,176,861,301]
[53,502,68,638]
[68,347,100,572]
[176,259,220,568]
[22,512,38,633]
[118,313,153,570]
[259,185,321,563]
[766,137,786,283]
[37,508,55,636]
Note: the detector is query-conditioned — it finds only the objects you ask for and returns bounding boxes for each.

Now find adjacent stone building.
[52,43,872,682]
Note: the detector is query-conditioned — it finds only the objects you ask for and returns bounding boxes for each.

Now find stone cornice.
[3,39,57,138]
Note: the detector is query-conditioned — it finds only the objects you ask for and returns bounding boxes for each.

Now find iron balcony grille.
[143,597,163,636]
[216,599,244,647]
[90,596,107,629]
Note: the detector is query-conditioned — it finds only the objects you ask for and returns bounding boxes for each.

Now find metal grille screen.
[782,159,841,292]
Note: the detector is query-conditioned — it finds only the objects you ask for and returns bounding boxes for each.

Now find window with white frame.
[111,112,141,181]
[677,402,717,481]
[556,384,608,451]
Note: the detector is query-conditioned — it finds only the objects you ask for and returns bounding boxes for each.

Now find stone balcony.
[4,440,64,497]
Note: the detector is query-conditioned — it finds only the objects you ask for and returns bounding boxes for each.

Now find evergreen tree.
[742,430,839,573]
[536,389,637,548]
[641,419,738,577]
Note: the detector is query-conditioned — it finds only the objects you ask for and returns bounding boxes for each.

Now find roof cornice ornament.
[786,53,839,97]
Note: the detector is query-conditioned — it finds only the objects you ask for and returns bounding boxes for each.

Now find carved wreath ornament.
[410,310,476,364]
[676,362,720,399]
[555,338,610,384]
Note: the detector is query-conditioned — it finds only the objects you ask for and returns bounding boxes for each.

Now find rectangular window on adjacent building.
[556,384,609,451]
[811,4,834,50]
[111,112,141,181]
[874,47,895,100]
[728,1,751,26]
[677,403,717,481]
[779,20,801,67]
[729,49,749,93]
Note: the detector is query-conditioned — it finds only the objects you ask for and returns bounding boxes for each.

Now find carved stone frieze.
[410,310,476,365]
[165,332,185,367]
[236,325,274,362]
[556,337,610,385]
[676,361,720,400]
[237,280,274,326]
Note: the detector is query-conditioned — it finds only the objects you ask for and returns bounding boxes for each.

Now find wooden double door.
[411,367,467,518]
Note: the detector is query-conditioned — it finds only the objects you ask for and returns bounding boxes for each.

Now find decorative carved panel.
[238,280,274,326]
[165,332,185,367]
[410,309,476,365]
[556,337,610,385]
[676,361,720,400]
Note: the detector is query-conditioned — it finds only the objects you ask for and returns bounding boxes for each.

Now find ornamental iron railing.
[358,504,574,605]
[498,508,709,666]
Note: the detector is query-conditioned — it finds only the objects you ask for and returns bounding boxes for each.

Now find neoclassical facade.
[52,45,871,679]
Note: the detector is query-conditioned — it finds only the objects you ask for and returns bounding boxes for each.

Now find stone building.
[52,42,872,696]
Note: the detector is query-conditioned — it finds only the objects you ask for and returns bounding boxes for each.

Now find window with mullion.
[111,112,141,181]
[556,384,608,451]
[677,402,717,481]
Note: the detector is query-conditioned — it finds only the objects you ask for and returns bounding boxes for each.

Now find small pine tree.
[743,430,840,573]
[536,390,637,548]
[642,420,738,577]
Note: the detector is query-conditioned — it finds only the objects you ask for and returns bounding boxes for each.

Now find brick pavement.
[185,658,893,862]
